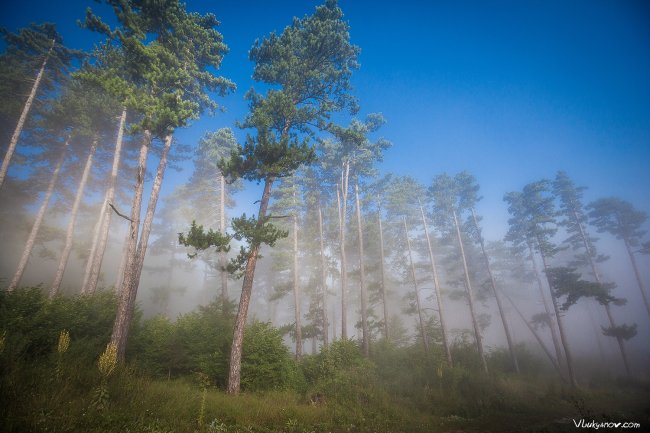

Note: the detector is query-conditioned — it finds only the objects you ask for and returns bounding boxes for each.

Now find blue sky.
[2,0,649,240]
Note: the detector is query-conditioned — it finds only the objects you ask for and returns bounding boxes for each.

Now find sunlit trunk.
[538,241,578,387]
[404,217,429,354]
[452,209,488,373]
[227,176,274,395]
[470,208,519,373]
[111,130,151,360]
[219,173,228,301]
[83,107,127,295]
[419,202,451,364]
[337,162,350,339]
[377,208,389,341]
[81,190,108,292]
[0,40,54,190]
[318,205,329,348]
[49,136,98,298]
[8,136,69,291]
[355,183,370,356]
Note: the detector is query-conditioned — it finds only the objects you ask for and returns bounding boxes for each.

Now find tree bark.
[355,183,370,356]
[471,208,519,373]
[538,244,578,387]
[83,107,127,295]
[318,205,329,348]
[49,136,98,298]
[227,176,274,395]
[81,189,108,292]
[0,40,54,190]
[337,162,350,339]
[419,202,451,364]
[292,193,303,359]
[111,130,151,361]
[219,173,228,301]
[8,135,69,291]
[452,209,488,373]
[404,217,429,354]
[377,207,389,342]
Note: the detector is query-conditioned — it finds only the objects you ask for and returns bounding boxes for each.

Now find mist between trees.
[1,1,650,431]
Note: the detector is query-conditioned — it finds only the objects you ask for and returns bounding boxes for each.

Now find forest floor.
[2,362,649,433]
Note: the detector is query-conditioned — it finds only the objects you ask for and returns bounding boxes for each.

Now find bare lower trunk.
[83,107,127,295]
[81,192,108,292]
[452,210,488,373]
[293,207,302,359]
[0,40,53,190]
[111,131,151,361]
[501,289,563,378]
[318,205,329,349]
[539,246,578,387]
[49,136,98,298]
[337,165,349,339]
[528,242,564,370]
[227,177,274,395]
[420,202,451,364]
[624,239,650,317]
[404,217,429,354]
[471,208,519,373]
[355,183,370,356]
[219,174,228,301]
[9,136,69,291]
[604,303,631,376]
[377,209,389,341]
[115,229,129,290]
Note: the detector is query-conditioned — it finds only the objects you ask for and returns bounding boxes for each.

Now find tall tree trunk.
[83,107,127,295]
[338,162,350,339]
[574,211,631,375]
[81,190,108,292]
[501,288,563,378]
[227,176,274,395]
[528,242,565,370]
[355,183,370,356]
[111,130,151,360]
[623,238,650,317]
[8,135,69,291]
[115,228,130,290]
[49,136,98,298]
[114,133,172,361]
[452,209,488,373]
[419,202,451,364]
[219,173,228,301]
[377,208,389,341]
[0,40,54,190]
[318,205,329,349]
[538,243,578,387]
[404,217,429,354]
[292,194,303,359]
[470,208,519,373]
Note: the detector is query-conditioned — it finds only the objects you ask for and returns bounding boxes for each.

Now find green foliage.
[602,324,638,341]
[545,266,617,310]
[178,220,231,258]
[587,197,648,246]
[241,321,303,392]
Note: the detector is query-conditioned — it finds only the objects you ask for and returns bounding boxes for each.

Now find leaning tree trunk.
[452,209,488,373]
[404,217,429,354]
[111,130,151,361]
[355,183,370,356]
[8,135,70,291]
[0,40,54,190]
[471,208,519,373]
[114,133,172,361]
[292,196,303,359]
[338,161,350,339]
[83,107,127,295]
[419,202,451,365]
[318,205,329,348]
[377,207,389,341]
[81,189,108,291]
[538,243,578,387]
[49,136,99,298]
[219,173,228,301]
[623,237,650,317]
[114,228,130,290]
[527,242,565,371]
[501,288,563,379]
[227,176,274,395]
[574,211,631,375]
